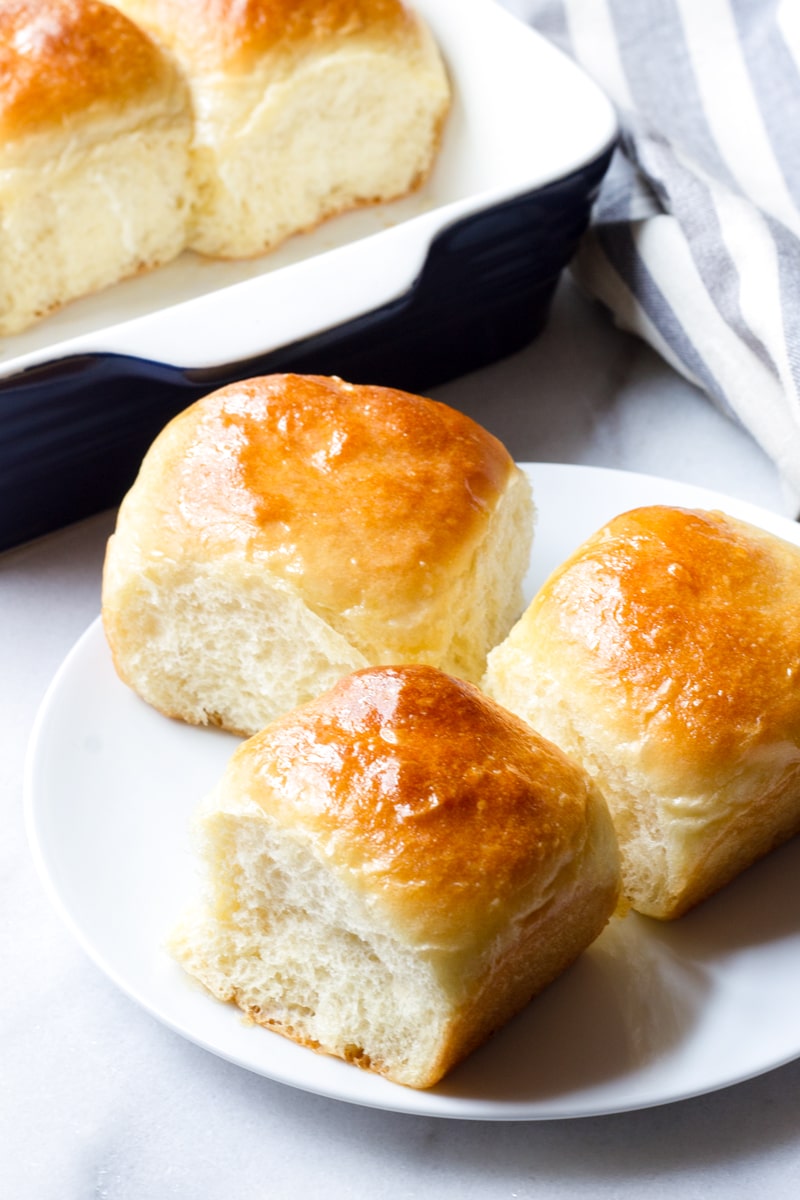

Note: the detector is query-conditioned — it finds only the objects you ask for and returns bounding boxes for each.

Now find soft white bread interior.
[169,664,621,1089]
[102,373,534,736]
[484,505,800,920]
[109,0,451,257]
[0,0,191,335]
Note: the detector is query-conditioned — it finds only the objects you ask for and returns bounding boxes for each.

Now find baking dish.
[0,0,616,551]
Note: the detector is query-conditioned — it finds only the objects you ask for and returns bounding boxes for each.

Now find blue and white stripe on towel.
[510,0,800,503]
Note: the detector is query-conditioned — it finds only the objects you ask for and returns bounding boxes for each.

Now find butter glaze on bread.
[0,0,191,334]
[111,0,422,70]
[110,0,451,256]
[169,664,621,1089]
[102,373,533,735]
[484,505,800,919]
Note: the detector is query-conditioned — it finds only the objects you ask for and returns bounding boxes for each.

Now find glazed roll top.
[102,373,534,735]
[484,504,800,919]
[170,664,621,1088]
[0,0,186,141]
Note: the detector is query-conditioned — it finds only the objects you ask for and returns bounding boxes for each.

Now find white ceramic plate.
[25,464,800,1120]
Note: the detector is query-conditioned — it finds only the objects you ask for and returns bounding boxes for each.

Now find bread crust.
[0,0,184,142]
[170,665,621,1087]
[102,373,534,733]
[116,372,514,617]
[109,0,418,70]
[484,505,800,918]
[232,664,617,951]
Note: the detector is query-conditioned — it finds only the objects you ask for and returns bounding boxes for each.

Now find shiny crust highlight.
[0,0,180,139]
[485,504,800,919]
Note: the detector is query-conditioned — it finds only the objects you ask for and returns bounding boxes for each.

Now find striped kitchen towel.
[508,0,800,505]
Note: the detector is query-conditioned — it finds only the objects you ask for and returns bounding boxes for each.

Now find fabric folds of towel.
[511,0,800,506]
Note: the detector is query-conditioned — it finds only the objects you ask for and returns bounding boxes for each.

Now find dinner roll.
[102,373,533,736]
[109,0,451,257]
[169,664,621,1089]
[0,0,191,335]
[484,505,800,920]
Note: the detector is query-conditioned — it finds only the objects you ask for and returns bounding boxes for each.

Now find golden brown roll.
[108,0,451,257]
[102,373,533,735]
[169,664,621,1089]
[0,0,192,335]
[484,504,800,920]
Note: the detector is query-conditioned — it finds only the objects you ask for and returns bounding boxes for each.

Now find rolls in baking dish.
[0,0,192,335]
[110,0,451,257]
[0,0,450,332]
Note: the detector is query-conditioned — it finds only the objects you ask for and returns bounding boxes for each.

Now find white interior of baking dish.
[0,0,616,376]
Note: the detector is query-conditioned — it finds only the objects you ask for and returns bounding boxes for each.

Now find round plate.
[24,464,800,1120]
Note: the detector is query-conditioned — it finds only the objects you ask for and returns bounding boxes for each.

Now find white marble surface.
[3,277,800,1199]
